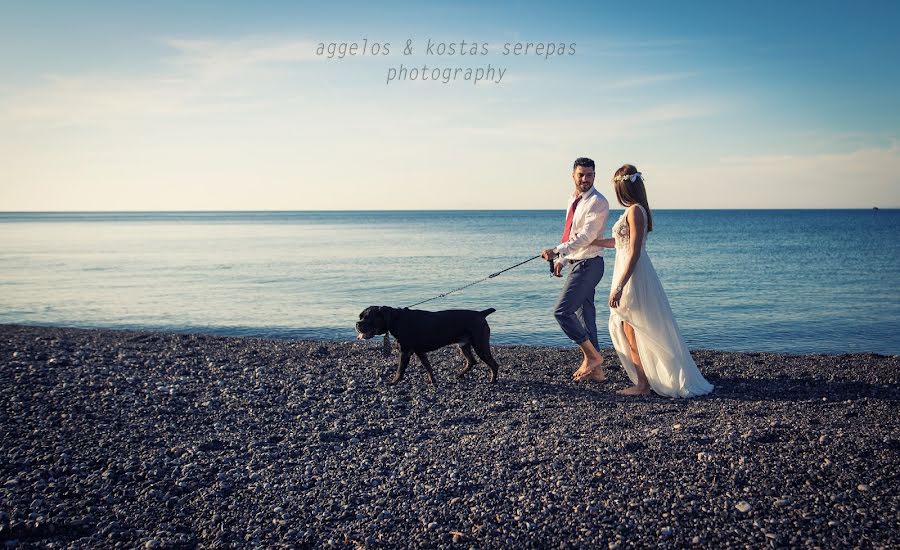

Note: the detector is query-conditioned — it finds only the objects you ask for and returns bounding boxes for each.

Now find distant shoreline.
[1,323,897,357]
[1,207,898,215]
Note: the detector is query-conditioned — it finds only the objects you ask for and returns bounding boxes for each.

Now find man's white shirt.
[554,186,609,270]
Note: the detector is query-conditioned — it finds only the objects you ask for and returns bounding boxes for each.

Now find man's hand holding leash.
[541,249,563,277]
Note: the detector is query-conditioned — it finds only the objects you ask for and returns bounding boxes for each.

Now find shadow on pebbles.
[1,324,898,548]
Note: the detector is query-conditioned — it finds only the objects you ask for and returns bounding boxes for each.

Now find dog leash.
[407,254,553,308]
[379,255,552,356]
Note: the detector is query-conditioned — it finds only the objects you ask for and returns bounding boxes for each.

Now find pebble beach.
[1,324,898,549]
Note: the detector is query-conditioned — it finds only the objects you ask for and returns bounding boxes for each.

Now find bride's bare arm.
[609,206,646,307]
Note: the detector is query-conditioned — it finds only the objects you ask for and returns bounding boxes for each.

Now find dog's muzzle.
[355,323,374,340]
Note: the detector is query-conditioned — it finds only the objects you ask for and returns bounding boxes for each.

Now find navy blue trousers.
[554,256,605,349]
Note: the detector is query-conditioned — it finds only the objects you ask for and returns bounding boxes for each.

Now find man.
[541,157,609,382]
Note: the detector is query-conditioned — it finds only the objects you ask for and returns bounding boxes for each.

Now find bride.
[590,164,714,398]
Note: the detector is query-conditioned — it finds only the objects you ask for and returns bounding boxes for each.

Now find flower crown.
[613,172,642,183]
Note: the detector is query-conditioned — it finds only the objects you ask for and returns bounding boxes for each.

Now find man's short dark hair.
[573,157,595,170]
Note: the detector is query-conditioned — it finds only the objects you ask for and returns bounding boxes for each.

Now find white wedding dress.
[608,205,714,398]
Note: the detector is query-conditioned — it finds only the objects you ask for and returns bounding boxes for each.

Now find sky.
[1,0,898,210]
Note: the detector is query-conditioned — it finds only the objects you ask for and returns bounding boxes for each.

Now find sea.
[1,210,898,355]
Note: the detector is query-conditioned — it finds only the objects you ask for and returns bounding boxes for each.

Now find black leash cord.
[407,254,551,308]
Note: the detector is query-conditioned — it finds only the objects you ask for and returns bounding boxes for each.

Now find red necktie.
[561,195,582,243]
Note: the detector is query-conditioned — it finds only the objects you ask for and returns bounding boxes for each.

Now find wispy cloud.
[0,36,321,126]
[719,140,900,166]
[161,36,321,79]
[579,38,699,58]
[451,97,726,143]
[660,142,900,208]
[596,71,697,90]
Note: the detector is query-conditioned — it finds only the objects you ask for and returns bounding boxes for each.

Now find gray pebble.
[1,325,897,549]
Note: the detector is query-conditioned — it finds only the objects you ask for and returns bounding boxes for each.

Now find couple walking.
[540,157,713,398]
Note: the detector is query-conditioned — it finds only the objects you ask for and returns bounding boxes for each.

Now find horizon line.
[0,207,895,214]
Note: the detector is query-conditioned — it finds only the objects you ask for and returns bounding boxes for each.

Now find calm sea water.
[1,210,898,354]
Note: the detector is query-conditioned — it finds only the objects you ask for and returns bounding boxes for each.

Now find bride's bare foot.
[616,384,651,396]
[573,358,606,382]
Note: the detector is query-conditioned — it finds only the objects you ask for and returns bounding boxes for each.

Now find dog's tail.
[480,308,496,317]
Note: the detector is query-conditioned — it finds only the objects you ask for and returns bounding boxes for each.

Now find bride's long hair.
[612,164,653,232]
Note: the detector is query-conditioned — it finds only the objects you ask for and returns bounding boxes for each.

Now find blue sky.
[1,0,898,210]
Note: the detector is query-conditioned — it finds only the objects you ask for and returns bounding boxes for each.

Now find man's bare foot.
[585,367,607,382]
[572,357,588,379]
[573,358,606,382]
[616,385,651,396]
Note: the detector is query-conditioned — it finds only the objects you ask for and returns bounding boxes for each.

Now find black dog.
[355,306,500,385]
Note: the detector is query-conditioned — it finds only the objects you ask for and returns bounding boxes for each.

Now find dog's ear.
[360,306,377,320]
